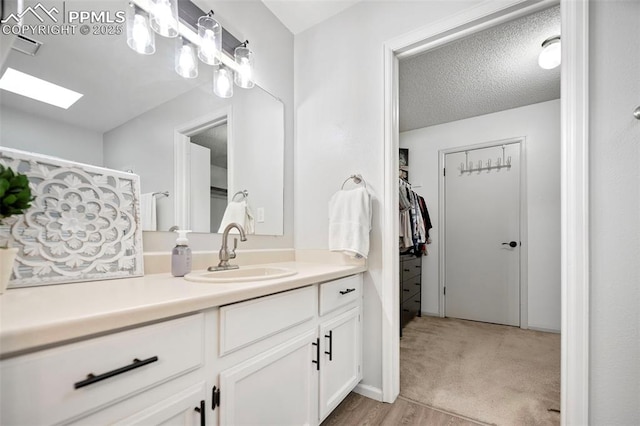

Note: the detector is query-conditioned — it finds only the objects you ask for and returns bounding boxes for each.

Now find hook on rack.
[232,190,249,201]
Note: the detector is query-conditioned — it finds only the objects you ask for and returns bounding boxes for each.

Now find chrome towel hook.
[634,106,640,120]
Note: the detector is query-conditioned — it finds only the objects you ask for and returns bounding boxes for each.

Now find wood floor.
[321,393,486,426]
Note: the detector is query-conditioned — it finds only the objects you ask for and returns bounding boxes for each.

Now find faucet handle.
[229,238,238,259]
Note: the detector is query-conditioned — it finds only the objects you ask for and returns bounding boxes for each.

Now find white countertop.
[0,260,366,358]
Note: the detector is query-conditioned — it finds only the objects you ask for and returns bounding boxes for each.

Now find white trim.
[173,107,232,230]
[560,1,589,425]
[382,0,589,422]
[437,137,527,328]
[352,383,383,402]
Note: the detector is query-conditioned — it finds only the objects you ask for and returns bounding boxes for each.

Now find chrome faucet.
[209,222,247,271]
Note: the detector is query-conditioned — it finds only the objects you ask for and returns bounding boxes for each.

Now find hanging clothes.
[399,178,432,256]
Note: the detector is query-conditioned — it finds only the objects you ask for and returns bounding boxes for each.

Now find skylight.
[0,68,83,109]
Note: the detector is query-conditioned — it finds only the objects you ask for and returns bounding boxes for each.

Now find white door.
[444,143,521,326]
[319,307,361,422]
[189,143,211,232]
[218,330,318,426]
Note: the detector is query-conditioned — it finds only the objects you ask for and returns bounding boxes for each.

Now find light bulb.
[234,43,254,89]
[199,29,218,63]
[176,42,198,79]
[197,13,221,65]
[126,5,155,55]
[538,36,561,69]
[150,0,178,37]
[214,66,233,98]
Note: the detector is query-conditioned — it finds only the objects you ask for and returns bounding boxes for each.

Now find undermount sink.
[184,266,297,283]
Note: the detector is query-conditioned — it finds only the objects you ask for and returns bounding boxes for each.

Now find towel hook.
[341,174,367,189]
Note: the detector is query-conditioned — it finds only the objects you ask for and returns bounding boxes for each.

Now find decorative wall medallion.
[0,147,144,288]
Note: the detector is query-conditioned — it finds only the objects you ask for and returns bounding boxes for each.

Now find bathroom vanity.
[0,259,365,425]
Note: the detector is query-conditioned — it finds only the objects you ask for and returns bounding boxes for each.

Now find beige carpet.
[400,316,560,426]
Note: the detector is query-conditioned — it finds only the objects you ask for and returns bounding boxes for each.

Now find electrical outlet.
[257,207,265,223]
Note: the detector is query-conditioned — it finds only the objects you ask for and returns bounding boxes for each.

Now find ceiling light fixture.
[0,68,83,109]
[538,35,561,70]
[126,0,256,99]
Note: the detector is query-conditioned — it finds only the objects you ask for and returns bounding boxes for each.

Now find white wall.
[294,0,483,395]
[589,1,640,423]
[400,100,561,331]
[0,106,104,166]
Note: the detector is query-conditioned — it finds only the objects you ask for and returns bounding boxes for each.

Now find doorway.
[382,0,590,423]
[443,141,523,327]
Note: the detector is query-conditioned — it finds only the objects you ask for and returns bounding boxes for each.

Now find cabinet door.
[319,307,361,421]
[219,330,318,426]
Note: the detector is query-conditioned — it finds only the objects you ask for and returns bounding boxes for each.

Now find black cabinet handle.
[312,338,320,370]
[324,330,333,361]
[403,288,410,292]
[194,400,205,426]
[403,309,410,312]
[403,268,410,272]
[502,241,518,248]
[74,356,158,389]
[339,288,356,295]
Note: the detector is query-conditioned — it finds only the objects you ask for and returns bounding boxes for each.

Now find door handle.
[501,241,518,248]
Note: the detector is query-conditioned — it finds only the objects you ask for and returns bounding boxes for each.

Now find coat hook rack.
[459,146,512,174]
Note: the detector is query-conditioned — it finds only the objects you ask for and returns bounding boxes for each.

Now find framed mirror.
[0,0,284,236]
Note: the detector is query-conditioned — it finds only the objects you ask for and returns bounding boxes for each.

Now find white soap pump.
[171,229,192,277]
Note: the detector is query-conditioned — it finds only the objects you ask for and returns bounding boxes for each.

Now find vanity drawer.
[319,274,363,316]
[219,285,316,356]
[1,314,204,426]
[401,275,421,303]
[401,257,422,281]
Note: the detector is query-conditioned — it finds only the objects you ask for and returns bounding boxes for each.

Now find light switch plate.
[257,207,265,223]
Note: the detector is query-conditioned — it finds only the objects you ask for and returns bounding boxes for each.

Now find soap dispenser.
[172,229,192,277]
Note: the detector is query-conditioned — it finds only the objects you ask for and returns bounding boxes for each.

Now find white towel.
[328,187,372,259]
[140,193,157,231]
[217,200,255,234]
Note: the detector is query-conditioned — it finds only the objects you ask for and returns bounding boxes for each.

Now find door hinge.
[211,386,220,411]
[444,287,446,295]
[443,168,446,176]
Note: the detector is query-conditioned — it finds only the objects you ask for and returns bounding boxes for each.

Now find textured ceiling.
[399,5,560,132]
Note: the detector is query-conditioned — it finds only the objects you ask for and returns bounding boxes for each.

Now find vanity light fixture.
[234,41,254,89]
[127,0,255,98]
[126,3,155,55]
[197,11,221,65]
[149,0,179,38]
[175,38,198,79]
[538,35,561,69]
[0,68,83,109]
[213,64,234,98]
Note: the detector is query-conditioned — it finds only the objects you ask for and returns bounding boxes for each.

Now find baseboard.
[353,383,383,402]
[528,325,561,334]
[420,311,440,317]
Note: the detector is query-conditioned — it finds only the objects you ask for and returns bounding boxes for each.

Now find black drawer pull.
[415,265,420,268]
[339,288,356,295]
[74,356,159,389]
[403,309,410,312]
[324,330,333,361]
[403,289,410,292]
[403,268,410,272]
[194,400,205,426]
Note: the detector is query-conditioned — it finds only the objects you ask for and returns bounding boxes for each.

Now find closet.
[399,177,432,336]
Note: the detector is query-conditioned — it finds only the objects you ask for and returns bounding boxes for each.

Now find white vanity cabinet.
[0,314,206,426]
[318,275,363,422]
[213,274,363,426]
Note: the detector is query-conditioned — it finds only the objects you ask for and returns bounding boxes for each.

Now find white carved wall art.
[0,147,144,288]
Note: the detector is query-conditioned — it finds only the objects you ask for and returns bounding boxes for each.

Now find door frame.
[438,138,527,328]
[174,107,233,230]
[381,0,590,424]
